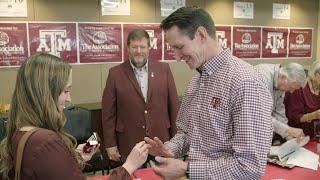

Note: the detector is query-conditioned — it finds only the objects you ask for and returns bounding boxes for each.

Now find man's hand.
[286,127,305,140]
[106,146,121,161]
[150,156,188,180]
[122,141,150,175]
[144,137,174,158]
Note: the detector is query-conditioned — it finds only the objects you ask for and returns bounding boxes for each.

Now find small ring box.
[83,132,99,153]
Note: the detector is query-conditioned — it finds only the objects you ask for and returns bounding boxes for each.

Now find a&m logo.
[36,30,71,57]
[145,30,157,50]
[211,97,221,108]
[216,31,228,49]
[265,32,285,54]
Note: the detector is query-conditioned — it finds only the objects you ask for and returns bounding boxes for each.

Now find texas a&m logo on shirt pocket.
[211,97,221,108]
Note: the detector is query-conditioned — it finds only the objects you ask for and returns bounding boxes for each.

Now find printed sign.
[273,3,290,20]
[78,23,122,63]
[262,27,288,58]
[0,23,28,67]
[101,0,130,16]
[0,0,27,17]
[216,26,232,50]
[28,23,77,63]
[233,26,261,58]
[288,28,312,57]
[233,1,254,19]
[123,24,162,61]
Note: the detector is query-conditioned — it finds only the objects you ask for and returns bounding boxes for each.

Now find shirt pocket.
[208,102,232,140]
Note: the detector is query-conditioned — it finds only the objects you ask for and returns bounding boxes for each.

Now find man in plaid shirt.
[145,6,273,179]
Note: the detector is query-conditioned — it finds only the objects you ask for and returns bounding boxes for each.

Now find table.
[87,168,163,180]
[262,140,320,180]
[88,141,319,180]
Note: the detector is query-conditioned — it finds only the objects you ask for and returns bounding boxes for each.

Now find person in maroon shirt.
[0,54,149,180]
[284,60,320,139]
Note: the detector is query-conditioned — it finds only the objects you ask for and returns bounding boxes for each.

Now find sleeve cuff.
[164,141,180,157]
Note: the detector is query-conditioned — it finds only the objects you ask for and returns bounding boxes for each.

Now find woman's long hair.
[0,54,84,178]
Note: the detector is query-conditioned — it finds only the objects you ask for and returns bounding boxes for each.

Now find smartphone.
[83,132,99,153]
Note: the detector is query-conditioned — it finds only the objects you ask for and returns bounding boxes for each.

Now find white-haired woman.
[284,61,320,139]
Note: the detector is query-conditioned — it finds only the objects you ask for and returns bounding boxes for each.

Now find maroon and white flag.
[288,28,312,57]
[0,23,28,67]
[28,23,77,63]
[123,24,162,61]
[79,23,122,63]
[216,25,232,50]
[262,27,288,58]
[163,40,175,61]
[232,26,261,58]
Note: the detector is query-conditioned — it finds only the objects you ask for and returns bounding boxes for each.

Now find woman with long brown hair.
[0,53,150,180]
[0,54,98,179]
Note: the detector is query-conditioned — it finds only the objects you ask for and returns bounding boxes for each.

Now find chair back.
[63,106,107,174]
[63,107,92,142]
[0,118,6,142]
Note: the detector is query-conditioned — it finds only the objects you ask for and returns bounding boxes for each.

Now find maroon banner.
[79,23,122,63]
[123,24,162,61]
[232,26,261,58]
[216,26,232,50]
[288,28,312,57]
[262,27,288,58]
[28,23,77,63]
[0,23,28,67]
[163,40,175,61]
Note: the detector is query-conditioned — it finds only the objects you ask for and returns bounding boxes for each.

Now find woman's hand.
[76,143,100,162]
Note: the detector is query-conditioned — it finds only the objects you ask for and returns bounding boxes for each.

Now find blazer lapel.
[146,61,154,104]
[123,61,145,101]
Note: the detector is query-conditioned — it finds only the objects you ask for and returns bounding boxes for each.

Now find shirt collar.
[201,48,231,76]
[129,59,148,73]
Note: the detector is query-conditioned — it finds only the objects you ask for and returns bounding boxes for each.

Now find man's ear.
[196,26,207,41]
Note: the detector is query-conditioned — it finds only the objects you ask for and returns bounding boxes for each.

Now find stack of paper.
[268,136,319,170]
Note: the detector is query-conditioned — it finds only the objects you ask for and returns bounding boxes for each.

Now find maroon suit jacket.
[102,60,179,161]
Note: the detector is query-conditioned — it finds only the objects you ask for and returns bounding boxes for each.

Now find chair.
[63,106,107,175]
[0,117,5,141]
[0,117,7,179]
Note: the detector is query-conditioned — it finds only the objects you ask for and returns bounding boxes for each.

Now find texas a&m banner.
[78,23,122,63]
[216,25,232,50]
[288,28,312,57]
[233,26,261,58]
[262,27,288,58]
[0,21,314,68]
[28,23,77,63]
[0,23,28,67]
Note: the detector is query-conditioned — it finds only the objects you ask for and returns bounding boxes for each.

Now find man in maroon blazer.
[102,29,179,162]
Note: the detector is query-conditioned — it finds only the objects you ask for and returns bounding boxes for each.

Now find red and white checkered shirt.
[165,49,273,179]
